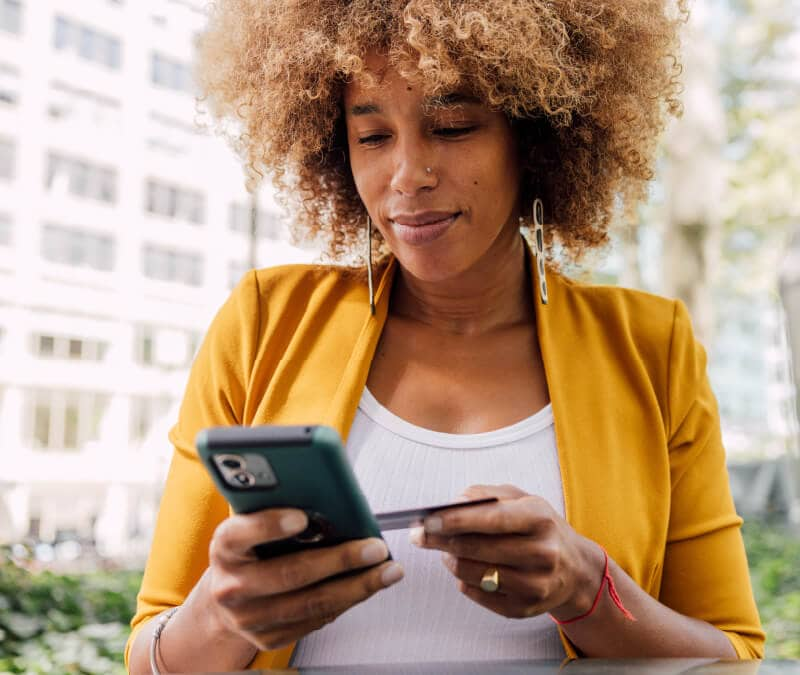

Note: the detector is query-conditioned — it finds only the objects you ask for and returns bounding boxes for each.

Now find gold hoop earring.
[533,199,548,305]
[366,215,375,316]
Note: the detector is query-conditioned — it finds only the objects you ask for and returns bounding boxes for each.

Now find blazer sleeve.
[124,271,290,670]
[658,300,765,658]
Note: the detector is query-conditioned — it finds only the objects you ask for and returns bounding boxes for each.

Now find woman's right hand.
[203,508,404,652]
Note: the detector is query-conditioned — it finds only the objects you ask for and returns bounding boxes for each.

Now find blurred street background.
[0,0,798,671]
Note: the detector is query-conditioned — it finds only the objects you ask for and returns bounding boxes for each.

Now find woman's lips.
[389,213,459,245]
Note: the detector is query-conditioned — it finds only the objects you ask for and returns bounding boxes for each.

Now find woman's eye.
[434,126,477,138]
[358,134,389,146]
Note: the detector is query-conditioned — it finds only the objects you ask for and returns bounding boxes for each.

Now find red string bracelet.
[550,546,636,626]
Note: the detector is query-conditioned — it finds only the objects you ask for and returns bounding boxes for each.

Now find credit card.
[374,497,499,531]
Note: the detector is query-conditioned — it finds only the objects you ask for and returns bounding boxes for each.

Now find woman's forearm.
[554,541,738,659]
[128,569,259,674]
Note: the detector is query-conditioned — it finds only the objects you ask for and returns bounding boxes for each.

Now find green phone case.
[196,424,385,560]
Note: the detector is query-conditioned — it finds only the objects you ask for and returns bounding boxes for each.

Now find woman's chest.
[366,320,550,434]
[345,405,565,513]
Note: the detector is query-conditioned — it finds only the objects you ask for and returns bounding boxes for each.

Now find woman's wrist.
[549,537,606,623]
[147,569,258,673]
[192,568,260,658]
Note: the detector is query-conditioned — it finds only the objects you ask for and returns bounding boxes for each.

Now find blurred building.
[709,292,798,458]
[0,0,313,562]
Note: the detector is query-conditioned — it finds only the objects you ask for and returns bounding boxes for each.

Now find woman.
[126,1,765,672]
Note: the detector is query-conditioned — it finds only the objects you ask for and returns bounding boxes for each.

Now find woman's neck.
[390,230,534,336]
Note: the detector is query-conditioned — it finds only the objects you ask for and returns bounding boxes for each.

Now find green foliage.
[0,550,142,674]
[742,521,800,658]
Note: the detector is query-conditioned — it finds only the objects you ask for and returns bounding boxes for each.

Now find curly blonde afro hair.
[197,0,686,264]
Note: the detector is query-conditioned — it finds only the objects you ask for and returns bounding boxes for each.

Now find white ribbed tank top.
[290,388,566,667]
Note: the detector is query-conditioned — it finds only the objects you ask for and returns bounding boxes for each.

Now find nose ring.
[426,167,432,174]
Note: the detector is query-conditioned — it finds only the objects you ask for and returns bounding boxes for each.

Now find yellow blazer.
[126,251,764,670]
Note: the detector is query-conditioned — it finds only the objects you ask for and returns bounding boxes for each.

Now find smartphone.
[196,424,385,560]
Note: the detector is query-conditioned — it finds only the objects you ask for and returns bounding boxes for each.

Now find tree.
[661,4,727,345]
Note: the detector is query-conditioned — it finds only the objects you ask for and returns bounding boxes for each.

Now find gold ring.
[480,567,500,593]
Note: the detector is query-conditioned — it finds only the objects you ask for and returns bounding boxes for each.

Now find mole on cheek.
[407,86,412,91]
[473,180,479,186]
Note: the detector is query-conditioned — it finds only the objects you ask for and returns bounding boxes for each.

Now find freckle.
[407,86,412,91]
[473,180,479,185]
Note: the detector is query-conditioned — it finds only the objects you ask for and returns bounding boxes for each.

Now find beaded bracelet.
[149,606,179,675]
[550,547,636,626]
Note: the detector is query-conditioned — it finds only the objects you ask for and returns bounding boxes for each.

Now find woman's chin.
[390,249,468,285]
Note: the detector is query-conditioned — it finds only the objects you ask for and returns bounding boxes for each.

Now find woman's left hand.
[410,484,605,621]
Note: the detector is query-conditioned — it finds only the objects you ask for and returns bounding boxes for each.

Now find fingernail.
[409,526,424,546]
[424,516,442,533]
[381,562,404,586]
[361,540,389,564]
[441,552,455,570]
[280,511,307,534]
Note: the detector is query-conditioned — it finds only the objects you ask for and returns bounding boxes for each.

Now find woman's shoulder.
[228,263,368,329]
[554,274,707,413]
[552,272,694,356]
[236,262,366,305]
[556,272,679,324]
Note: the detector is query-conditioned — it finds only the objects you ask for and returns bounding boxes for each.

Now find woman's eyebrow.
[348,93,481,117]
[349,103,381,116]
[426,93,482,108]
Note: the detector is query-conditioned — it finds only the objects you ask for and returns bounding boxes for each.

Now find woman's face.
[344,55,523,283]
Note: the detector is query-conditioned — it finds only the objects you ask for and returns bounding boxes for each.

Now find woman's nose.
[389,141,437,196]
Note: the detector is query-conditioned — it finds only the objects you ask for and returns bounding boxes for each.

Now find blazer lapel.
[532,250,662,590]
[324,258,397,440]
[530,253,582,531]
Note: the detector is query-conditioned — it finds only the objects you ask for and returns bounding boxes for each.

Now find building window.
[68,338,82,359]
[0,64,18,107]
[134,325,195,368]
[135,327,154,365]
[130,395,172,442]
[38,335,55,356]
[228,203,281,239]
[0,0,21,35]
[0,88,16,106]
[0,137,15,180]
[33,403,51,447]
[53,16,122,70]
[64,403,79,448]
[25,389,110,451]
[150,52,193,94]
[45,152,118,203]
[145,179,205,224]
[0,212,11,246]
[41,224,115,272]
[142,244,203,286]
[48,80,122,128]
[32,334,109,361]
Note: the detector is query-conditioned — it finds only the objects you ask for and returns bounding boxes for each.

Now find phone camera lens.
[232,471,255,487]
[222,458,242,469]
